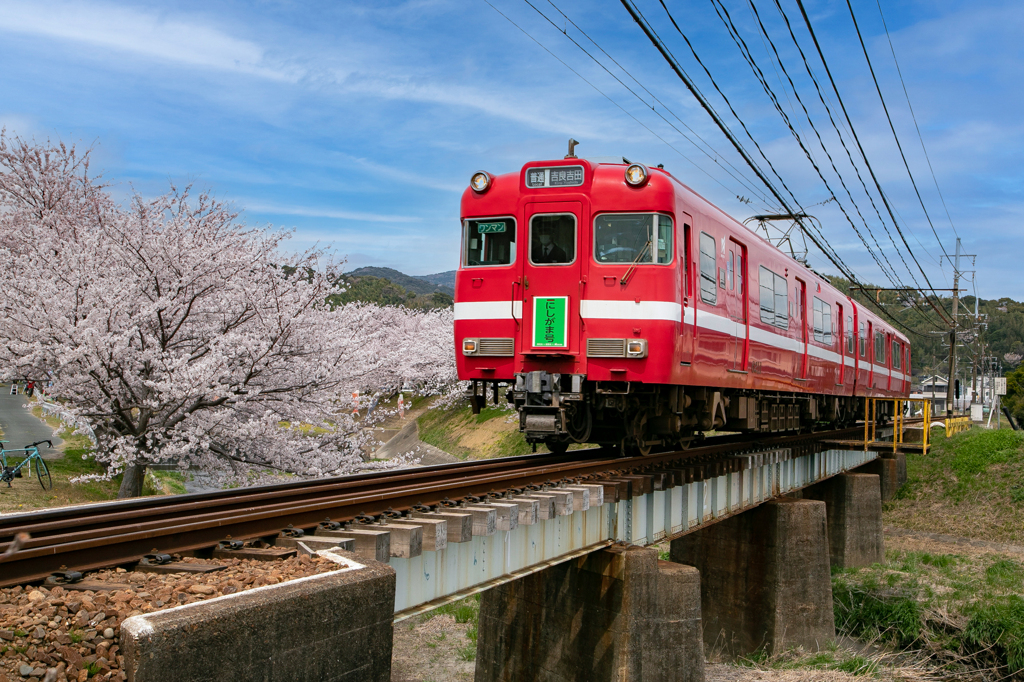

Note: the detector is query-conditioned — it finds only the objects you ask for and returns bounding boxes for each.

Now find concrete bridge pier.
[855,452,905,501]
[474,545,705,682]
[670,498,835,658]
[803,472,884,569]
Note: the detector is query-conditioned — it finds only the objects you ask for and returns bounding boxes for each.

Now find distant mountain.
[345,267,455,297]
[414,270,456,290]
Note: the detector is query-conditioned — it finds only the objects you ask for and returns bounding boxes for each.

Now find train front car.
[456,156,682,454]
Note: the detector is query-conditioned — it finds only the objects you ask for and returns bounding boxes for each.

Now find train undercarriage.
[468,372,892,455]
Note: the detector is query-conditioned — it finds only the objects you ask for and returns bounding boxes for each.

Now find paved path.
[0,385,63,460]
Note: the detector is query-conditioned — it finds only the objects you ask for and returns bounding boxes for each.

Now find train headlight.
[462,338,479,355]
[624,163,649,187]
[626,339,648,358]
[470,171,492,193]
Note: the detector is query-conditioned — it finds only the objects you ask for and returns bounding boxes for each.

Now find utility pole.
[972,297,979,406]
[944,239,975,417]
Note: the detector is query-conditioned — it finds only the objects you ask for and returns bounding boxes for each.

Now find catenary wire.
[481,0,773,209]
[730,0,947,329]
[527,0,780,209]
[874,0,960,252]
[844,0,952,273]
[771,0,951,326]
[707,0,913,293]
[793,0,951,317]
[619,0,935,339]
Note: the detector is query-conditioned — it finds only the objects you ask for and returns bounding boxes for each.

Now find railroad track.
[0,424,906,587]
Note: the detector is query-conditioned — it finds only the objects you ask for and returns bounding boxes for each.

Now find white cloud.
[0,1,298,81]
[240,201,422,224]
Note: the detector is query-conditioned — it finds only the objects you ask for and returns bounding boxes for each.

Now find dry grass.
[884,428,1024,545]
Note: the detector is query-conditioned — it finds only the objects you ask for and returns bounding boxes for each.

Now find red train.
[455,145,910,454]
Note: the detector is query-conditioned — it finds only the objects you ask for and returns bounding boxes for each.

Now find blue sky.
[0,0,1020,299]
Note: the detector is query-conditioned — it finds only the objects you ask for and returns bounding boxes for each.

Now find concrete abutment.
[121,553,395,682]
[474,545,705,682]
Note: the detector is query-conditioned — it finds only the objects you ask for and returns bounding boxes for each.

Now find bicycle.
[1,440,53,490]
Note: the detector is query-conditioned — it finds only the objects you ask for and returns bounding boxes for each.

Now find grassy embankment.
[831,427,1024,677]
[0,407,186,513]
[417,397,597,460]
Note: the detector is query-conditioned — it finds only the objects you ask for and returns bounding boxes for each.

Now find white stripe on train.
[456,299,907,382]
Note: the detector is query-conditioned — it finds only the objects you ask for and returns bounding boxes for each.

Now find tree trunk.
[118,463,146,499]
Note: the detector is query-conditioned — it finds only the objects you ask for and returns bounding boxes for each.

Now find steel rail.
[0,423,906,587]
[0,430,776,543]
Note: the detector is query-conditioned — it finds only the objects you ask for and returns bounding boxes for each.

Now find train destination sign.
[477,222,506,233]
[525,166,584,189]
[533,296,568,348]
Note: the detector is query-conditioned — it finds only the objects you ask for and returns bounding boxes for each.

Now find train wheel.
[632,411,653,456]
[566,404,593,443]
[545,440,570,454]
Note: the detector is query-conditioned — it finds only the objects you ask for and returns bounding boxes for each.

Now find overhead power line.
[791,0,953,326]
[530,0,780,209]
[844,0,951,261]
[707,0,948,331]
[618,0,937,339]
[874,0,960,250]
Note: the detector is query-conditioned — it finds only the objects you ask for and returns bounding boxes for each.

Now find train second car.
[455,147,910,454]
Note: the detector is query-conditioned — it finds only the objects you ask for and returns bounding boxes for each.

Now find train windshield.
[464,218,515,267]
[529,214,576,265]
[594,214,673,264]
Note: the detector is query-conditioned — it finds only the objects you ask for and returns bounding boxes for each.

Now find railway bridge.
[0,426,911,682]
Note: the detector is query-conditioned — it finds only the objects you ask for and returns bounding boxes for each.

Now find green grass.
[884,426,1024,544]
[417,399,528,460]
[963,596,1024,672]
[417,397,597,460]
[433,595,480,625]
[834,547,1024,674]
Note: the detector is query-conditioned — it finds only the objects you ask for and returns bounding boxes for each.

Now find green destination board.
[533,296,568,348]
[477,222,506,233]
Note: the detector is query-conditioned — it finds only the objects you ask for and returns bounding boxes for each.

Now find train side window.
[529,214,576,265]
[758,266,788,329]
[699,232,717,305]
[463,217,516,267]
[874,332,885,365]
[859,321,867,358]
[893,340,902,370]
[727,251,735,290]
[812,297,832,345]
[846,315,854,354]
[759,266,774,324]
[773,272,788,329]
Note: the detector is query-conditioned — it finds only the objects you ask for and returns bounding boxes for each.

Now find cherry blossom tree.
[0,133,456,497]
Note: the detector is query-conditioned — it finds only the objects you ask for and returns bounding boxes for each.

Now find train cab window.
[859,321,867,358]
[846,315,854,354]
[893,340,902,370]
[699,232,717,305]
[529,214,576,265]
[594,214,673,264]
[812,297,832,345]
[758,266,789,329]
[464,218,515,267]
